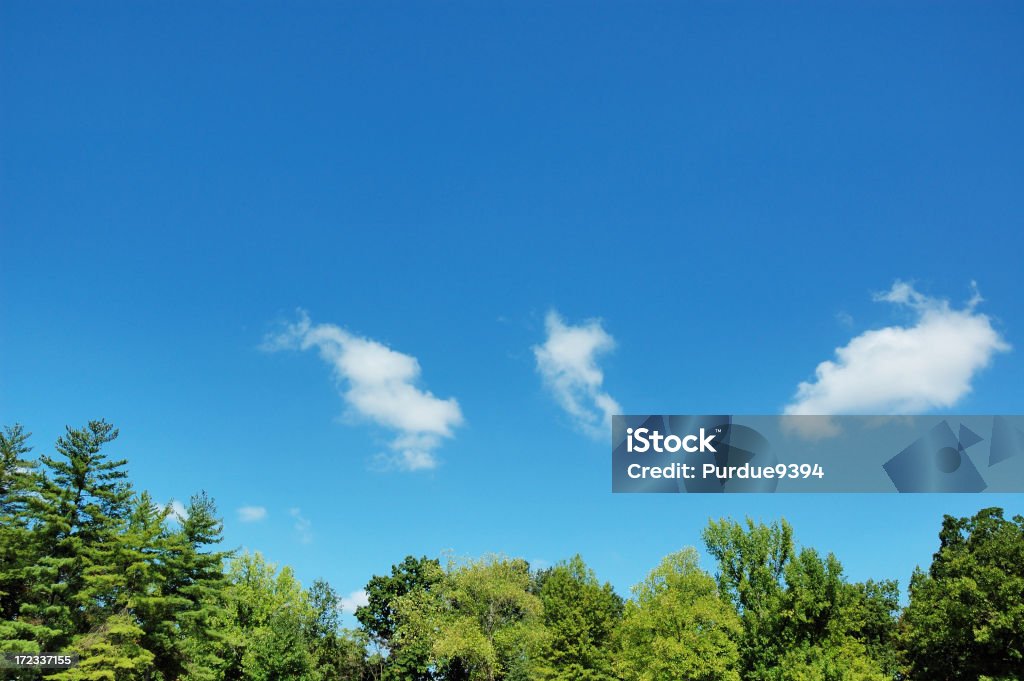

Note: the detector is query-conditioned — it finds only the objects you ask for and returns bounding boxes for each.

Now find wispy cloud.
[238,506,268,523]
[290,507,313,544]
[785,281,1009,419]
[340,589,369,614]
[264,311,464,472]
[534,311,621,438]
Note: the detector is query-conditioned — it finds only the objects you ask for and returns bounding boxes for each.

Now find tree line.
[1,421,1021,680]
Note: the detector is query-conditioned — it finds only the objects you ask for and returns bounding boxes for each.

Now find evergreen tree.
[22,421,133,651]
[94,491,208,681]
[0,425,50,653]
[166,492,232,680]
[48,613,155,681]
[79,491,172,624]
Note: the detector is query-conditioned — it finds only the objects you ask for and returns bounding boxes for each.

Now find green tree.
[307,578,374,680]
[357,555,445,681]
[840,579,900,676]
[775,638,889,681]
[1,422,238,680]
[336,628,379,681]
[397,556,545,681]
[48,614,155,681]
[0,425,50,654]
[777,548,893,680]
[703,517,793,678]
[535,555,621,681]
[22,421,133,651]
[703,518,897,680]
[780,548,846,646]
[901,507,1024,680]
[84,490,181,681]
[222,552,316,681]
[615,547,742,681]
[167,492,232,681]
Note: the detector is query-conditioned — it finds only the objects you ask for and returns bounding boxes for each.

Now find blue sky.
[2,2,1023,613]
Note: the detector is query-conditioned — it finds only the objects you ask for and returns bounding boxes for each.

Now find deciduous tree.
[616,547,742,681]
[535,555,621,681]
[901,507,1024,680]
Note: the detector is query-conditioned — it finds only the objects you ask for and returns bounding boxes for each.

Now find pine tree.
[0,425,51,653]
[21,421,133,651]
[166,492,232,680]
[48,613,155,681]
[95,492,186,681]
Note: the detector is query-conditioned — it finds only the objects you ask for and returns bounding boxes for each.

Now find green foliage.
[703,518,899,681]
[221,552,316,680]
[0,422,358,680]
[900,507,1024,680]
[306,579,346,680]
[840,580,900,676]
[167,492,233,680]
[396,555,545,681]
[49,614,155,681]
[337,628,381,681]
[534,555,621,681]
[703,517,793,677]
[781,548,846,644]
[357,555,445,681]
[776,551,894,681]
[776,639,889,681]
[3,420,1023,680]
[616,548,742,681]
[24,421,132,651]
[0,424,51,654]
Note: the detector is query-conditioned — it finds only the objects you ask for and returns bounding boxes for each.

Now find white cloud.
[264,311,464,471]
[340,589,369,614]
[784,281,1009,418]
[164,500,188,523]
[238,506,268,523]
[290,507,313,544]
[534,311,621,438]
